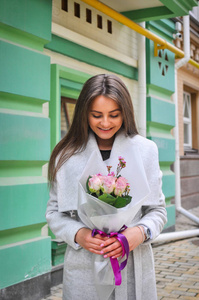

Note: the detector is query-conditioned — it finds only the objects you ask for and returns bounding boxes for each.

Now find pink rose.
[114,177,128,196]
[101,175,116,194]
[88,175,102,193]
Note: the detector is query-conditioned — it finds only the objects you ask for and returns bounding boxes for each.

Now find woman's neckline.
[100,149,111,161]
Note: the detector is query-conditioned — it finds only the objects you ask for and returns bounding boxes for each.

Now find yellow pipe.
[80,0,199,69]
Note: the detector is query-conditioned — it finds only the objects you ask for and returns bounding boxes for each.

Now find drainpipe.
[153,228,199,244]
[153,15,199,244]
[174,15,199,225]
[137,22,146,137]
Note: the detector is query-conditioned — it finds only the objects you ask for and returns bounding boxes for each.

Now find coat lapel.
[57,130,152,212]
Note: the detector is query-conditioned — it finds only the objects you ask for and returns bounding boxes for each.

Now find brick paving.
[42,207,199,300]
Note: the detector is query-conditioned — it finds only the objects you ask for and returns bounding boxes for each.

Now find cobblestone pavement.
[42,207,199,300]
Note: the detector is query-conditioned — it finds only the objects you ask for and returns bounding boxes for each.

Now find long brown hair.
[48,74,138,183]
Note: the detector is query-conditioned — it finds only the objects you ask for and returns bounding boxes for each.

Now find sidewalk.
[42,207,199,300]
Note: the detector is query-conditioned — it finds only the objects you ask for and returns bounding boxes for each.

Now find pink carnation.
[88,175,102,193]
[114,177,128,196]
[101,176,116,194]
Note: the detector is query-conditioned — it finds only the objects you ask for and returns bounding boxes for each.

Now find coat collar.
[56,130,151,212]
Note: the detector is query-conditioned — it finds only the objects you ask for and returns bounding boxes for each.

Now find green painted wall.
[0,41,50,100]
[122,0,198,22]
[50,64,91,150]
[0,112,50,160]
[48,65,91,265]
[0,237,51,289]
[0,0,52,46]
[146,19,176,230]
[45,35,138,81]
[0,0,52,289]
[0,182,48,231]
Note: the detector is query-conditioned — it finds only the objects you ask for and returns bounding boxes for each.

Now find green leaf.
[114,196,132,208]
[125,195,132,205]
[98,193,116,205]
[114,196,126,208]
[86,176,92,194]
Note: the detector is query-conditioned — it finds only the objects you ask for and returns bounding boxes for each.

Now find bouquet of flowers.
[87,157,131,208]
[77,150,150,300]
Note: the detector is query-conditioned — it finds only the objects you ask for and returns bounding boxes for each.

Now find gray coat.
[46,132,167,300]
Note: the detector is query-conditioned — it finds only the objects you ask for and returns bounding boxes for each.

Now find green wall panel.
[164,205,176,230]
[51,242,67,266]
[45,35,138,80]
[147,97,175,127]
[162,172,175,199]
[0,181,48,231]
[147,19,175,41]
[122,7,173,23]
[146,19,176,230]
[122,2,198,22]
[146,20,175,96]
[0,22,45,52]
[0,237,51,289]
[0,0,52,292]
[0,92,44,113]
[0,161,45,177]
[149,137,175,162]
[146,40,175,94]
[160,0,198,16]
[0,112,50,161]
[0,0,52,43]
[0,223,46,246]
[0,40,50,101]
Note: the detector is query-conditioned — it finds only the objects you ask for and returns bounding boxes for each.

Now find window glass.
[61,97,76,138]
[183,92,192,148]
[183,123,189,145]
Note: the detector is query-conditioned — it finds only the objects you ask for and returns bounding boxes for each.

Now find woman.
[46,74,167,300]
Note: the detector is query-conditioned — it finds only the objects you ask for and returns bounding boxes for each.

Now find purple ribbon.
[92,225,129,286]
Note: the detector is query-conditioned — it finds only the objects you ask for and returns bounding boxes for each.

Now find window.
[97,15,103,29]
[107,20,112,34]
[61,97,76,138]
[183,92,192,149]
[62,0,68,12]
[74,2,80,18]
[86,8,92,23]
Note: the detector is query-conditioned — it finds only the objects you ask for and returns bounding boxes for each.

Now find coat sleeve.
[45,182,86,250]
[136,139,168,241]
[138,203,167,242]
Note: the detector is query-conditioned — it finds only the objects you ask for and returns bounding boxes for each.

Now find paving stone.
[164,286,188,292]
[172,290,196,296]
[188,288,199,293]
[178,297,199,300]
[41,207,199,300]
[161,298,180,300]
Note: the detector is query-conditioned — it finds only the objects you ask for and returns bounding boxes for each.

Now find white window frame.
[183,91,192,149]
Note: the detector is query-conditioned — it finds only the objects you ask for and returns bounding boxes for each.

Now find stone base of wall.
[171,155,199,210]
[180,155,199,210]
[0,265,63,300]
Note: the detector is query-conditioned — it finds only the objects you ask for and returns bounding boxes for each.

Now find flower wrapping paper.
[77,147,150,300]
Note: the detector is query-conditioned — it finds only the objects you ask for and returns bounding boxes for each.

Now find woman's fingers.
[75,228,110,254]
[101,239,123,258]
[75,228,125,258]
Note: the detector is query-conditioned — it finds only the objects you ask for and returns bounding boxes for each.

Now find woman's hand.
[100,227,144,259]
[75,227,108,255]
[122,227,144,252]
